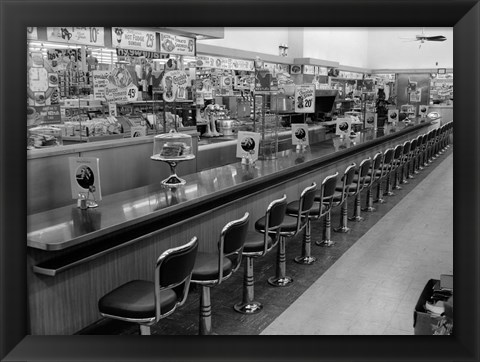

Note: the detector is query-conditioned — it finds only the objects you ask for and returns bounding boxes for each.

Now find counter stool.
[423,130,434,167]
[374,148,394,204]
[190,212,250,335]
[386,144,403,195]
[313,172,339,247]
[97,236,199,335]
[416,134,428,172]
[286,182,321,265]
[269,183,317,286]
[349,157,372,222]
[398,140,411,185]
[430,128,440,161]
[437,125,446,155]
[234,195,287,314]
[406,137,418,180]
[331,163,357,234]
[362,152,383,212]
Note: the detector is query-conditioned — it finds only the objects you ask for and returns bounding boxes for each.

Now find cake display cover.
[152,130,194,160]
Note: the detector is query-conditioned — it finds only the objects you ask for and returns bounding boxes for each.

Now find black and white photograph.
[26,22,456,336]
[2,1,480,361]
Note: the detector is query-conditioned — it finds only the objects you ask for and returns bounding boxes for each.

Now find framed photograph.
[3,2,479,362]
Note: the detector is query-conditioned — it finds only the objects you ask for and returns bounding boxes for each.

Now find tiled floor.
[261,152,453,335]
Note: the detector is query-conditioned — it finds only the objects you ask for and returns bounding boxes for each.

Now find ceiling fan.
[401,28,447,48]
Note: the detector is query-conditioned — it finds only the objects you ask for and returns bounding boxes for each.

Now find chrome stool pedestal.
[268,236,293,287]
[294,221,316,264]
[234,257,263,314]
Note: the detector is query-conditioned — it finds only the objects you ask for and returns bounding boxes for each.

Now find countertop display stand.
[258,91,279,160]
[150,154,196,187]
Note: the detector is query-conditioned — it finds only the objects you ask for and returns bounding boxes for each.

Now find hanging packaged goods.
[47,27,105,46]
[159,32,196,56]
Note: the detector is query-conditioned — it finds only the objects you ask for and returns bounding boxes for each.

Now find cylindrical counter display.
[27,119,437,335]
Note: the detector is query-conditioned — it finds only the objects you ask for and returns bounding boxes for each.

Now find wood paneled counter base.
[27,119,435,335]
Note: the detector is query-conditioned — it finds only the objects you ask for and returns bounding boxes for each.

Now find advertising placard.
[294,84,315,113]
[236,131,261,162]
[108,103,117,117]
[105,66,138,102]
[116,48,162,59]
[196,55,215,68]
[292,124,309,146]
[47,27,105,46]
[69,157,102,202]
[93,70,110,100]
[302,65,315,75]
[290,65,301,74]
[388,109,399,124]
[263,62,276,71]
[159,32,196,56]
[28,105,62,125]
[336,117,352,137]
[27,27,38,40]
[364,112,377,129]
[418,105,429,118]
[112,27,156,51]
[161,70,189,102]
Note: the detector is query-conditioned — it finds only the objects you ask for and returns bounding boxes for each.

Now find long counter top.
[27,119,433,252]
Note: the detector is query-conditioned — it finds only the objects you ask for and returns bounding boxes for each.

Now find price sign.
[112,27,156,51]
[105,83,138,102]
[161,70,189,102]
[294,84,315,113]
[92,70,110,100]
[159,32,196,56]
[47,27,105,46]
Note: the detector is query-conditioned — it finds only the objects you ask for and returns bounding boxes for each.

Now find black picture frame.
[437,68,447,74]
[1,0,479,361]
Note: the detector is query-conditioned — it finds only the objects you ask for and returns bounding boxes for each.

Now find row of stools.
[97,122,453,335]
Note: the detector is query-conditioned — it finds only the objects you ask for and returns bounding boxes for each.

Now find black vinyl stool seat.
[286,182,322,265]
[349,157,372,222]
[190,212,250,335]
[374,148,394,203]
[361,152,383,212]
[268,183,317,286]
[312,172,339,247]
[98,236,199,335]
[322,163,357,236]
[234,195,287,314]
[385,144,403,195]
